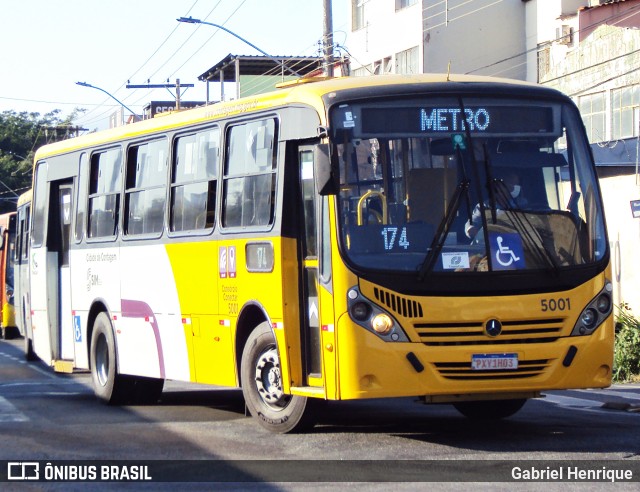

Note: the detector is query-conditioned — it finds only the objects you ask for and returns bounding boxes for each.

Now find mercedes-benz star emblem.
[485,319,502,337]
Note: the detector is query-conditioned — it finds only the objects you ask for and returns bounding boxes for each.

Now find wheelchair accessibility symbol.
[489,233,525,270]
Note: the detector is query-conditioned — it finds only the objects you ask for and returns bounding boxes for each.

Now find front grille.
[373,287,424,318]
[433,358,553,380]
[414,318,565,346]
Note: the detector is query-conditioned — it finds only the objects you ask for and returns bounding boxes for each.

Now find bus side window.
[222,119,277,228]
[170,127,219,232]
[88,148,122,239]
[74,153,89,242]
[22,205,30,260]
[124,139,168,236]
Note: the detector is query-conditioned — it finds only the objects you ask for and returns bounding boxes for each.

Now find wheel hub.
[254,347,290,409]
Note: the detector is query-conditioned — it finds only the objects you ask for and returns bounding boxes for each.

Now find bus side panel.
[70,246,121,369]
[165,240,240,386]
[117,244,190,381]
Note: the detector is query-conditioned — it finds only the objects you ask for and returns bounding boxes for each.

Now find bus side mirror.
[314,143,338,196]
[0,226,5,250]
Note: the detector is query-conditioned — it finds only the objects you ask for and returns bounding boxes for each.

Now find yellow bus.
[25,74,613,432]
[0,211,17,339]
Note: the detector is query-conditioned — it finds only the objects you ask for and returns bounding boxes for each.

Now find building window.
[88,148,122,239]
[579,92,606,143]
[537,45,550,82]
[170,128,219,232]
[124,139,168,236]
[352,66,370,77]
[222,119,277,228]
[396,46,419,74]
[352,0,365,31]
[396,0,417,10]
[612,85,640,140]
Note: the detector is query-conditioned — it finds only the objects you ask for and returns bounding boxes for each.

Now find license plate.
[472,353,518,371]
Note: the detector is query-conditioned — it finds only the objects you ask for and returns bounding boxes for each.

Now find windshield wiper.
[417,179,470,280]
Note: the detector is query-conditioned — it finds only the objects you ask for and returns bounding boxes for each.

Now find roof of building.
[198,54,323,82]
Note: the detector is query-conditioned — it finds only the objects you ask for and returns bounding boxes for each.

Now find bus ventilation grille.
[414,318,564,346]
[373,288,424,318]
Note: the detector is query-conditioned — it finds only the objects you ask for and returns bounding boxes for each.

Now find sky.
[0,0,348,130]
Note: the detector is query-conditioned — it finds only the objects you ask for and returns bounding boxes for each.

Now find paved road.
[1,337,639,489]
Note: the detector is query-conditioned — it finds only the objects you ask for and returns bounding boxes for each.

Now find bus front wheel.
[453,398,527,420]
[241,322,315,433]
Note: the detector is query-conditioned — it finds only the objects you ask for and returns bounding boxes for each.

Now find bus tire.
[2,326,18,340]
[241,322,315,433]
[453,398,527,420]
[90,312,131,405]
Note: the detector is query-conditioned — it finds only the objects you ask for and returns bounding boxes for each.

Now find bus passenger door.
[298,148,323,386]
[51,182,75,365]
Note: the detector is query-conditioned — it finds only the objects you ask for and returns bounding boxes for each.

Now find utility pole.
[323,0,335,77]
[126,79,195,111]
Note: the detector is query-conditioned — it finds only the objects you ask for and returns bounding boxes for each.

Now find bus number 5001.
[540,298,571,312]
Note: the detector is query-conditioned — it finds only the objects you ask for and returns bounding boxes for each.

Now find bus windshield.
[330,96,607,276]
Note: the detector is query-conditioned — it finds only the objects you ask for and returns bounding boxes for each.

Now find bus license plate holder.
[471,353,518,371]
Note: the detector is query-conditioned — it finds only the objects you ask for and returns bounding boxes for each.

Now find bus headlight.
[571,281,613,336]
[580,309,597,330]
[347,286,409,342]
[372,313,393,334]
[595,294,611,314]
[351,302,371,321]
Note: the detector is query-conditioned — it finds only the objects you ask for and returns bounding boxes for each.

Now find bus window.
[124,139,168,236]
[170,128,219,232]
[222,119,277,228]
[75,153,88,242]
[88,148,122,239]
[32,162,47,247]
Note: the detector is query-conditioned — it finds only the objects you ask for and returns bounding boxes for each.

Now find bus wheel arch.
[234,302,270,387]
[86,300,110,360]
[87,302,164,405]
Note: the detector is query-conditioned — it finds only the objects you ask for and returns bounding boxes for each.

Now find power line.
[166,0,248,81]
[77,1,204,126]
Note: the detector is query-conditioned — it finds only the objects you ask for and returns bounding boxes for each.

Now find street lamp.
[176,17,301,78]
[75,81,140,122]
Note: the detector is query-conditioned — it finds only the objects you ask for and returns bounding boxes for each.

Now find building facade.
[347,0,527,79]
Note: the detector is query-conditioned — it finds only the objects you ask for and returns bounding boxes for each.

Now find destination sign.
[357,105,555,136]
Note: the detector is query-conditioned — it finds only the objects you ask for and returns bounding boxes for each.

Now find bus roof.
[17,189,32,207]
[33,73,545,162]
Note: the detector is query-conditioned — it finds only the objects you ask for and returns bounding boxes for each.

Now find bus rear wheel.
[241,322,315,433]
[90,312,131,405]
[453,398,527,420]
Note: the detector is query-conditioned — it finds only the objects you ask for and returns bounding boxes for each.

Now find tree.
[0,109,85,213]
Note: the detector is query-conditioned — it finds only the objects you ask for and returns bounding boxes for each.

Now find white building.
[346,0,526,79]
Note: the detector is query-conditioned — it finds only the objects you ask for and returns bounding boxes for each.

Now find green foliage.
[0,108,85,213]
[613,303,640,383]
